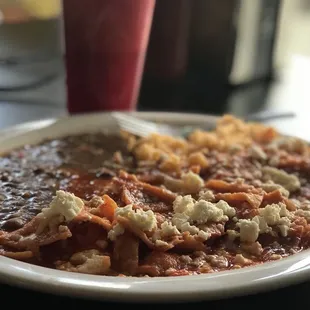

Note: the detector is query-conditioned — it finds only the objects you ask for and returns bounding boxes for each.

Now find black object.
[138,0,282,115]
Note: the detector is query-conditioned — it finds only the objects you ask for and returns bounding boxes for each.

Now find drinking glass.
[62,0,156,114]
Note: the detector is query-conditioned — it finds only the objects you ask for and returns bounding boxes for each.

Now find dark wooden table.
[1,279,310,305]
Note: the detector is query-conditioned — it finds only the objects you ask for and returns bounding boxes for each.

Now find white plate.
[1,111,310,303]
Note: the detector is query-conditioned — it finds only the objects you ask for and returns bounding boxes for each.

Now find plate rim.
[1,110,310,303]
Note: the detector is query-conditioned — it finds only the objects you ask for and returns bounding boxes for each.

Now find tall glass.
[62,0,155,114]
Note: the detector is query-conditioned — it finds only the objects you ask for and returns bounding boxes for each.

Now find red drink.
[62,0,155,114]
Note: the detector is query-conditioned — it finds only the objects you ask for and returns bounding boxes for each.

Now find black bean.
[40,185,51,190]
[22,191,33,199]
[4,182,18,188]
[15,200,26,206]
[0,174,9,182]
[33,168,44,175]
[46,171,56,178]
[2,217,24,230]
[95,167,116,178]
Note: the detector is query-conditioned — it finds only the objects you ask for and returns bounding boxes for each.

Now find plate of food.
[1,111,310,303]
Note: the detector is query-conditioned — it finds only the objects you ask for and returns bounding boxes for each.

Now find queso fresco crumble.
[1,115,310,277]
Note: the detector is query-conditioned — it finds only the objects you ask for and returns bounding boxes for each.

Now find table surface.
[1,55,310,140]
[1,56,310,305]
[1,279,310,305]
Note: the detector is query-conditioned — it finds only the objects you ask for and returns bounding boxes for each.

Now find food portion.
[1,115,310,277]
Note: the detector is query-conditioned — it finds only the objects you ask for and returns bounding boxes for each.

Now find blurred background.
[0,0,310,140]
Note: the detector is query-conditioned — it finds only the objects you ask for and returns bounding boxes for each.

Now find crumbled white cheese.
[189,200,228,224]
[268,156,280,167]
[299,201,310,210]
[216,200,236,217]
[252,215,271,234]
[229,144,243,153]
[259,203,282,225]
[206,255,228,268]
[181,171,204,194]
[226,229,239,241]
[279,203,289,217]
[160,221,180,237]
[68,250,110,275]
[233,254,252,266]
[41,190,84,222]
[262,166,300,192]
[37,190,84,233]
[197,230,211,240]
[173,195,195,214]
[295,209,310,222]
[172,213,200,235]
[88,195,104,208]
[171,213,211,241]
[259,202,288,219]
[291,199,301,209]
[164,171,204,194]
[268,136,308,154]
[115,204,157,232]
[236,203,291,240]
[181,222,201,235]
[232,216,239,222]
[198,190,215,201]
[70,249,100,265]
[108,205,158,241]
[261,181,289,197]
[241,241,263,256]
[163,177,184,193]
[151,221,181,245]
[249,145,267,160]
[173,197,234,224]
[237,219,259,243]
[278,217,291,237]
[107,223,125,241]
[266,143,278,153]
[171,194,236,241]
